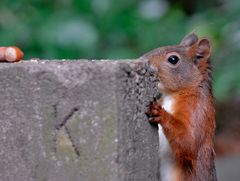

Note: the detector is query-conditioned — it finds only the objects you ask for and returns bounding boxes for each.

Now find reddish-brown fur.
[145,33,217,181]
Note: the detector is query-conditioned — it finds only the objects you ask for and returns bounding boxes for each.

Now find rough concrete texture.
[0,60,159,181]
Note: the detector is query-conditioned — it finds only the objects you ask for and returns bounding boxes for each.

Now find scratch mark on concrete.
[55,107,80,157]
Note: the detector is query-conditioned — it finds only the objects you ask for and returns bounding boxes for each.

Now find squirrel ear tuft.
[196,39,211,59]
[180,33,198,47]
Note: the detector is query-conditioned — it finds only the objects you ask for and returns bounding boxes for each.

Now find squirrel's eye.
[168,55,179,65]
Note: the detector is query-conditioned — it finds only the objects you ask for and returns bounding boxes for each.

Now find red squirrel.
[144,33,217,181]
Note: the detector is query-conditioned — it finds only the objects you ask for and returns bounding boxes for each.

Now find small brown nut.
[5,46,24,62]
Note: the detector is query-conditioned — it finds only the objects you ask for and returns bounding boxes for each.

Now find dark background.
[0,0,239,180]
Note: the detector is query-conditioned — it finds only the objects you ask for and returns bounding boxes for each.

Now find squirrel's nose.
[146,64,157,74]
[139,56,157,74]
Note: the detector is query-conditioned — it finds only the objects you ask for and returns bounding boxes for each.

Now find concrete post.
[0,60,159,181]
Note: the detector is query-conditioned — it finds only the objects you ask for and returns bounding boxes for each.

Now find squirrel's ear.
[196,39,211,59]
[180,33,198,47]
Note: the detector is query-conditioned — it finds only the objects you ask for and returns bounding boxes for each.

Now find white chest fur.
[158,94,175,181]
[162,95,174,114]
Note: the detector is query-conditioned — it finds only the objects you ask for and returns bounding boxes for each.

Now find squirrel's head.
[142,33,212,94]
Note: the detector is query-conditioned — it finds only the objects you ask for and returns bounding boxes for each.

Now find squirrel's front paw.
[145,100,162,124]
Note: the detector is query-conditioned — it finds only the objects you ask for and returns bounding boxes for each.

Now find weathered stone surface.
[0,60,159,181]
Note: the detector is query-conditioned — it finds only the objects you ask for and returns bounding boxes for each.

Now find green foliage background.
[0,0,240,102]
